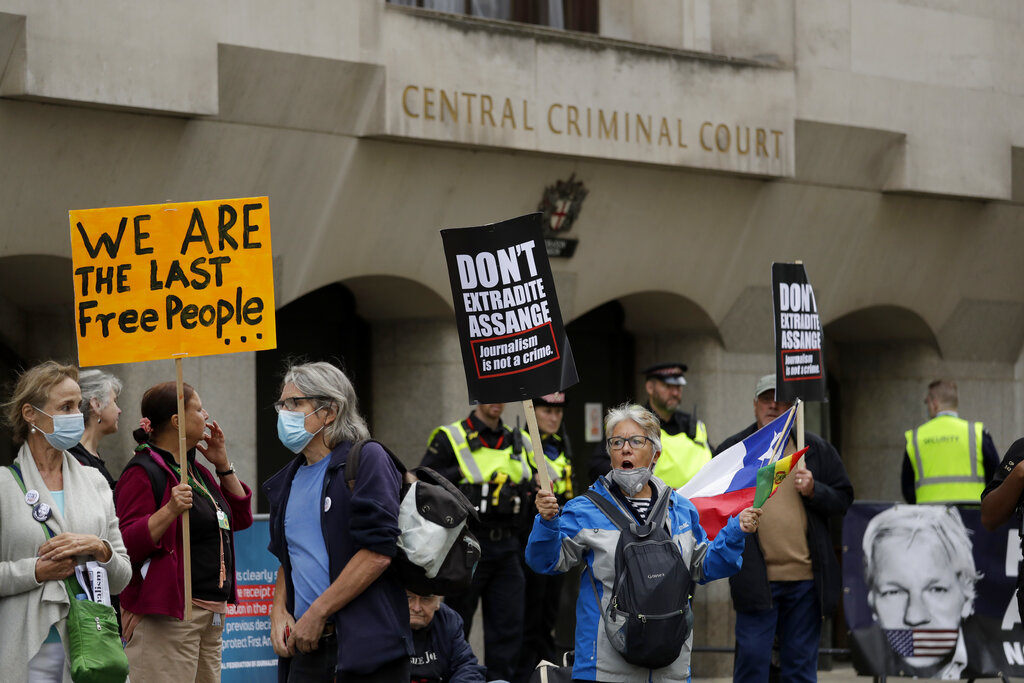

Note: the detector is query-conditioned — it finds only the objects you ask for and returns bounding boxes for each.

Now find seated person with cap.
[589,362,713,488]
[407,590,486,683]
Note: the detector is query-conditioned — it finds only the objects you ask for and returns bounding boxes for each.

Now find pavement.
[693,661,1019,682]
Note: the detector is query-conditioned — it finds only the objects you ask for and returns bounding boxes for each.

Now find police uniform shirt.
[421,413,513,485]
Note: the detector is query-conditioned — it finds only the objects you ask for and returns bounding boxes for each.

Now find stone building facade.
[1,0,1023,674]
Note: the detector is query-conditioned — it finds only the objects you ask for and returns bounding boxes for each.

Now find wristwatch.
[216,463,236,477]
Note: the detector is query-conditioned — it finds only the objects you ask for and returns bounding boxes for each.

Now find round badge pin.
[25,489,40,505]
[32,502,52,522]
[323,497,332,513]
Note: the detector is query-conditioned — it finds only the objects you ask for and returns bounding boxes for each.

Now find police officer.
[421,402,533,682]
[589,362,713,488]
[902,379,999,504]
[517,392,573,682]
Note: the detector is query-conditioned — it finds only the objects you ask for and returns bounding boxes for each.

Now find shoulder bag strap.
[6,465,56,540]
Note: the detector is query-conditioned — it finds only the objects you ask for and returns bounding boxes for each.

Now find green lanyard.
[168,460,231,531]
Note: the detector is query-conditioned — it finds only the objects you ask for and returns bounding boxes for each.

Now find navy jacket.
[411,604,486,683]
[263,440,412,677]
[715,425,853,617]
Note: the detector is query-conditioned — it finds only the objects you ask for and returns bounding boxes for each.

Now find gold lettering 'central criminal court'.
[401,84,784,159]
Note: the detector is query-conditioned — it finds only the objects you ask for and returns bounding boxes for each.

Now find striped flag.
[678,406,796,538]
[752,446,808,508]
[884,628,958,657]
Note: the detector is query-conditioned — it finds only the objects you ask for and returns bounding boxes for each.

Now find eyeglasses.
[607,435,653,450]
[273,396,328,413]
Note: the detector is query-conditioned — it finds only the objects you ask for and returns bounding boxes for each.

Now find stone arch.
[823,305,942,503]
[565,290,723,448]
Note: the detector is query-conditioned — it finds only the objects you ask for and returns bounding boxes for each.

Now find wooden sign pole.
[523,399,552,494]
[174,355,193,621]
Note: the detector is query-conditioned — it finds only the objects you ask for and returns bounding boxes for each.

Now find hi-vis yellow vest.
[527,434,573,498]
[431,421,532,485]
[906,415,985,504]
[654,422,712,489]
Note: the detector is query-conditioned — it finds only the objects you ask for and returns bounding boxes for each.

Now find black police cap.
[642,362,688,386]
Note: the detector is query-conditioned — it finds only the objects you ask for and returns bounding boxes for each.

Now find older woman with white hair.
[264,361,412,683]
[527,403,760,683]
[69,368,124,489]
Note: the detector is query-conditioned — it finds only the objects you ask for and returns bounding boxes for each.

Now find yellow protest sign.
[70,197,277,366]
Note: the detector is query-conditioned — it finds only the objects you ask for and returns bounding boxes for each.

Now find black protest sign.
[772,262,825,402]
[441,213,578,404]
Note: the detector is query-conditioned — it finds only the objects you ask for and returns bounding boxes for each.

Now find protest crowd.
[8,336,1024,683]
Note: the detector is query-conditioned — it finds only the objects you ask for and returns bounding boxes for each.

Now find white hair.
[604,403,662,454]
[78,368,123,422]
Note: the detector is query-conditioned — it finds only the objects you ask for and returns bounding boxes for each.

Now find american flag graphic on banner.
[884,629,958,657]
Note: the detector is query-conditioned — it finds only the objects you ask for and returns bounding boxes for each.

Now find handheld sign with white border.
[70,197,276,367]
[772,262,825,402]
[441,213,578,405]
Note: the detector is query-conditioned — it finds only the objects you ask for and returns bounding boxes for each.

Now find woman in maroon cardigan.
[113,382,253,683]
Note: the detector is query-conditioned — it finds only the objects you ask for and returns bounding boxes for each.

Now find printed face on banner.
[441,213,578,404]
[69,197,277,366]
[870,536,970,651]
[844,503,1019,679]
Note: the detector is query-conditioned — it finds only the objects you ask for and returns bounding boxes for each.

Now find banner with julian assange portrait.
[843,502,1024,679]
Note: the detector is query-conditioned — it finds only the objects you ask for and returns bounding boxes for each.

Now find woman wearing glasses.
[263,361,412,683]
[114,381,253,682]
[526,403,761,683]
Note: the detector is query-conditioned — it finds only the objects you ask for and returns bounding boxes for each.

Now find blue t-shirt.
[285,455,331,619]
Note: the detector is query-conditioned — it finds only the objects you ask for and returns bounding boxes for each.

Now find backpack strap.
[585,485,673,537]
[123,446,174,508]
[345,440,413,492]
[583,489,633,532]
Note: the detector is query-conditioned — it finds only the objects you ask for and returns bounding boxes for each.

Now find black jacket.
[715,424,853,617]
[411,604,486,683]
[68,443,117,489]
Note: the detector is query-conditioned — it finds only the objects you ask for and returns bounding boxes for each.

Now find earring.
[30,426,36,433]
[97,417,102,424]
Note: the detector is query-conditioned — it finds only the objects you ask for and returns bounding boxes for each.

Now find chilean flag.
[677,406,797,538]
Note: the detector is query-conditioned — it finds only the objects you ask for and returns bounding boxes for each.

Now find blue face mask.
[276,407,324,454]
[33,407,85,451]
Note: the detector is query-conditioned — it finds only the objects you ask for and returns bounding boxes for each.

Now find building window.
[389,0,599,34]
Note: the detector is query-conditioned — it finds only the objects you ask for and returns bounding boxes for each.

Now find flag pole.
[523,399,552,494]
[792,260,807,460]
[173,354,193,621]
[796,400,805,452]
[768,401,800,466]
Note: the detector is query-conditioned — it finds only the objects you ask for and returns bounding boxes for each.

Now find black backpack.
[583,488,694,669]
[345,440,481,596]
[121,446,176,507]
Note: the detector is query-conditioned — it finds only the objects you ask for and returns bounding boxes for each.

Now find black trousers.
[445,534,525,682]
[286,635,410,683]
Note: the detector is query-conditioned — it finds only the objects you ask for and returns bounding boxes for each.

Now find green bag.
[7,465,129,682]
[63,576,129,683]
